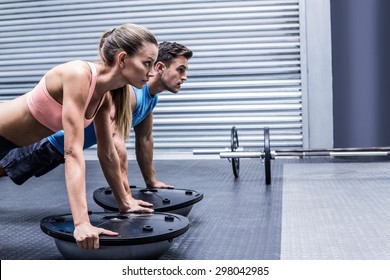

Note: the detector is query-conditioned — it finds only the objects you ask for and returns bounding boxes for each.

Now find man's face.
[160,55,189,93]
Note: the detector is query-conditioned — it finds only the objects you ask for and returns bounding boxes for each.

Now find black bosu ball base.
[40,212,189,260]
[93,186,203,216]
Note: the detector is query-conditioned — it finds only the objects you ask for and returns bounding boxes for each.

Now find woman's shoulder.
[49,60,95,83]
[64,60,94,74]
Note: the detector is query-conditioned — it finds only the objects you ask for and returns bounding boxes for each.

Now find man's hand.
[73,222,118,250]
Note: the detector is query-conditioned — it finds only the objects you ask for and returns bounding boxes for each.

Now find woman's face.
[123,42,158,89]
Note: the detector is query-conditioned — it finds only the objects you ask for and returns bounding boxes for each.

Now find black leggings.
[0,135,19,161]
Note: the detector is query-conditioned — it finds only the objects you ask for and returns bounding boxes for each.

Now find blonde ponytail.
[111,85,131,139]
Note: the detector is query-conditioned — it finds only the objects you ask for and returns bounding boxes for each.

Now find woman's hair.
[110,86,131,139]
[99,23,158,139]
[157,41,193,67]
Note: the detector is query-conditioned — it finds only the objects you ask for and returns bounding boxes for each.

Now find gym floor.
[1,157,390,260]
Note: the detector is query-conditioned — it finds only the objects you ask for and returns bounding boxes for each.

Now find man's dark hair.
[157,42,193,66]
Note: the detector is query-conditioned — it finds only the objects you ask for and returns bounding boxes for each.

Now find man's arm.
[134,112,172,188]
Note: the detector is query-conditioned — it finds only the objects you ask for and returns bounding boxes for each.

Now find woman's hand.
[120,198,154,213]
[146,179,174,189]
[73,222,118,249]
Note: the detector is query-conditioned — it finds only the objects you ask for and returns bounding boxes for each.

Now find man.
[0,42,193,191]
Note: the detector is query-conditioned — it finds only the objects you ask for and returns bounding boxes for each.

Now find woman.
[0,23,158,250]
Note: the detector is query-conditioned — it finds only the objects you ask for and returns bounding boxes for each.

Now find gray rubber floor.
[1,157,390,260]
[281,161,390,259]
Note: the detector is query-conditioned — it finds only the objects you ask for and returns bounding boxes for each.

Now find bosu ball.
[40,212,189,260]
[93,186,204,216]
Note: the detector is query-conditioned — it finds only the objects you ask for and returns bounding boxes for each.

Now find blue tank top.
[47,84,159,154]
[132,84,159,126]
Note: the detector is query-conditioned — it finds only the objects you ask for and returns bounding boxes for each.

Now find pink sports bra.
[26,62,99,132]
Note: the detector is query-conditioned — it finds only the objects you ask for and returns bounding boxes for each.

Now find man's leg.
[0,138,64,185]
[0,135,19,161]
[0,164,6,177]
[0,135,19,177]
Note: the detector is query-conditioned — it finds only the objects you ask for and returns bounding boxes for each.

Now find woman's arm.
[110,121,154,209]
[61,64,117,250]
[94,94,153,212]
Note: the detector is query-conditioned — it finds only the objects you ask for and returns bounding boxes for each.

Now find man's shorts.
[0,135,19,161]
[0,138,64,185]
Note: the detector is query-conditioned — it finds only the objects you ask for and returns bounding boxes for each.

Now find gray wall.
[0,0,335,156]
[300,0,333,149]
[331,0,390,147]
[0,0,307,156]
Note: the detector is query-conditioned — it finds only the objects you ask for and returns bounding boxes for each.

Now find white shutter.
[0,0,305,154]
